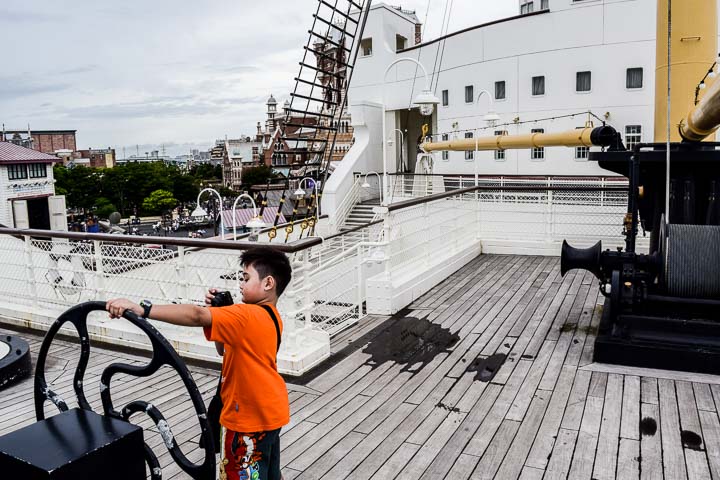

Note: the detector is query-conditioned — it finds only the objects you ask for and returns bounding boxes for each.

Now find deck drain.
[362,317,459,372]
[466,353,507,382]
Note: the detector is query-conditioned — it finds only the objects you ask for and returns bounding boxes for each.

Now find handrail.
[0,227,322,253]
[332,176,363,228]
[323,219,384,241]
[386,185,629,212]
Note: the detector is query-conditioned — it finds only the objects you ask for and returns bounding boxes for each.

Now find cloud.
[0,77,69,99]
[56,94,266,120]
[0,9,63,23]
[57,65,99,75]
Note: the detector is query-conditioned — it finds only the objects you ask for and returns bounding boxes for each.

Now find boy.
[106,246,291,480]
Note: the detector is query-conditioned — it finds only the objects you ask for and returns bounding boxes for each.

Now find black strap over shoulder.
[258,304,282,354]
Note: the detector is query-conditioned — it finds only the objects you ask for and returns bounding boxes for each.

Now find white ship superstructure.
[342,0,669,177]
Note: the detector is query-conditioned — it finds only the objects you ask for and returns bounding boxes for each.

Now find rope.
[427,110,606,139]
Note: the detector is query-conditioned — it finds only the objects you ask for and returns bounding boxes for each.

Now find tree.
[241,165,277,189]
[172,174,199,204]
[142,189,177,215]
[54,165,100,212]
[94,197,117,219]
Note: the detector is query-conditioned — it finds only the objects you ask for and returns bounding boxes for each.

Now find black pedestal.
[0,408,145,480]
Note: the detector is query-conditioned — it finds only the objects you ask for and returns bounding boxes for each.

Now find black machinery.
[562,141,720,373]
[0,302,215,479]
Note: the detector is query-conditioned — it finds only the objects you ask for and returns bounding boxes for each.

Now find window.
[494,130,508,160]
[521,1,534,14]
[531,128,544,160]
[7,164,27,180]
[465,85,474,103]
[626,67,643,89]
[495,81,506,100]
[575,146,589,160]
[441,134,449,160]
[576,71,591,92]
[396,34,407,52]
[532,76,545,96]
[541,0,549,9]
[28,163,47,178]
[625,125,642,150]
[360,38,373,57]
[442,89,449,106]
[464,132,474,160]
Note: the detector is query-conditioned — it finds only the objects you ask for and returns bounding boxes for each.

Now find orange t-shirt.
[204,303,289,432]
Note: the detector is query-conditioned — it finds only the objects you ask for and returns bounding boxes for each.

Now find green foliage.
[142,189,177,214]
[241,165,277,189]
[189,163,222,180]
[54,165,101,211]
[57,161,206,215]
[94,197,117,219]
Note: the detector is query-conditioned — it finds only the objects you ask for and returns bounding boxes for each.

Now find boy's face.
[240,264,272,303]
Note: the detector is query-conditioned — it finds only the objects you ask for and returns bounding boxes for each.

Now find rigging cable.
[430,0,454,94]
[665,0,672,223]
[407,0,434,108]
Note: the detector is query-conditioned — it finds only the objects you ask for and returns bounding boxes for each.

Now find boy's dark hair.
[240,247,292,296]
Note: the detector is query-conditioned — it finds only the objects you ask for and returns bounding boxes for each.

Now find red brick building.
[1,129,77,155]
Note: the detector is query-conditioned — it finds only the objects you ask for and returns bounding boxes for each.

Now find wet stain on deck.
[362,317,459,372]
[466,353,507,382]
[681,430,703,450]
[640,417,657,436]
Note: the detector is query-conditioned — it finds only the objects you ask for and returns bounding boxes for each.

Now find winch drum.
[663,223,720,298]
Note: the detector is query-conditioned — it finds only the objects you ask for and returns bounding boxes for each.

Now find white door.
[49,195,68,231]
[12,200,29,229]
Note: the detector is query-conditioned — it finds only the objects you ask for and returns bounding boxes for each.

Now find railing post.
[356,247,363,318]
[23,235,38,307]
[93,240,106,299]
[423,202,430,267]
[301,249,312,329]
[176,246,188,302]
[546,190,554,242]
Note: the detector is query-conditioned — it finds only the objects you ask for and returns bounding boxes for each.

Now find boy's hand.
[205,288,218,306]
[106,298,143,319]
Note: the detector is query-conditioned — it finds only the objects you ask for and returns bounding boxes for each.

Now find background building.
[1,129,77,157]
[76,148,116,168]
[0,141,65,230]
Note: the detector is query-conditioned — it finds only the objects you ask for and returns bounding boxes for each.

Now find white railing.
[330,175,363,229]
[0,227,371,375]
[0,180,641,368]
[387,174,629,203]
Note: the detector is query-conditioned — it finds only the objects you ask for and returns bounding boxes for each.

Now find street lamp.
[474,90,501,188]
[193,187,224,238]
[383,58,440,203]
[361,171,384,205]
[231,193,264,240]
[293,177,321,216]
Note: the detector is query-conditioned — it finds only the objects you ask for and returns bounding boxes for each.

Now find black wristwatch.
[139,299,153,318]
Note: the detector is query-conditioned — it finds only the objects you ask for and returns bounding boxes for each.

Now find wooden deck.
[3,254,720,479]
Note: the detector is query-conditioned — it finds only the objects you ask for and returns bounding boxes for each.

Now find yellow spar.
[421,125,619,153]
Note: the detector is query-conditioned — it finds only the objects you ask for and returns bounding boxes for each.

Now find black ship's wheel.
[33,301,215,480]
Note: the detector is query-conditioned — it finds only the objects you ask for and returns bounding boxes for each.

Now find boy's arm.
[106,299,212,328]
[214,341,224,356]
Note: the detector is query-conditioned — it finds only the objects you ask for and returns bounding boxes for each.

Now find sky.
[0,1,517,157]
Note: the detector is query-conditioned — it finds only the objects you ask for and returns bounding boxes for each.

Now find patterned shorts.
[219,427,281,480]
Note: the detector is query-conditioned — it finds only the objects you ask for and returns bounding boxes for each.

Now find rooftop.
[0,141,62,164]
[2,253,717,478]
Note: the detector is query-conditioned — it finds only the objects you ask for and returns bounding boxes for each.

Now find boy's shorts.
[220,427,281,480]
